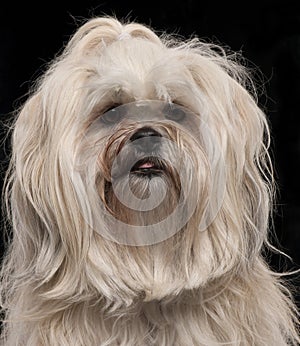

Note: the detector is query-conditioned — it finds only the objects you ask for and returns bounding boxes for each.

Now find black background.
[0,1,299,303]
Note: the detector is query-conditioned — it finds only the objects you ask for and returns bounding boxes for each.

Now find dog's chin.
[104,158,181,226]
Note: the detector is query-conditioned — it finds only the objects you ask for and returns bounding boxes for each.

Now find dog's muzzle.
[129,127,165,176]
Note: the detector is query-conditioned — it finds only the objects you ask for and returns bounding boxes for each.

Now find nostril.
[130,127,162,142]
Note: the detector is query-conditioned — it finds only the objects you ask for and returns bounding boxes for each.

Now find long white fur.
[0,17,299,345]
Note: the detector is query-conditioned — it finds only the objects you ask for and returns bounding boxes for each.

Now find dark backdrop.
[1,0,299,302]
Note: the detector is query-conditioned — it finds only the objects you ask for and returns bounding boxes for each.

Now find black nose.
[130,127,162,151]
[130,127,161,141]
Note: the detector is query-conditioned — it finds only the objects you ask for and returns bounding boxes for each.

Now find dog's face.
[75,100,215,245]
[12,19,272,304]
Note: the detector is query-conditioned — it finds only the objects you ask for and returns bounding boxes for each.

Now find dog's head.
[9,17,273,305]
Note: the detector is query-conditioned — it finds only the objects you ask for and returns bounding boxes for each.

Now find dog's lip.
[138,162,155,169]
[131,157,164,173]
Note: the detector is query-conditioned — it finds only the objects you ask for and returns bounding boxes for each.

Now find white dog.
[0,17,299,345]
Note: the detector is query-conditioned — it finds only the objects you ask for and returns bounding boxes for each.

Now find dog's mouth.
[130,156,165,176]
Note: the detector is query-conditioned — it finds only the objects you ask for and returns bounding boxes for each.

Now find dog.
[0,17,299,345]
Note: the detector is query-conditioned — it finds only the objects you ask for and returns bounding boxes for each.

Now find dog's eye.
[101,105,123,125]
[163,104,186,122]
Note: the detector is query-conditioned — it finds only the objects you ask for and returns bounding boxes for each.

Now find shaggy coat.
[0,17,299,345]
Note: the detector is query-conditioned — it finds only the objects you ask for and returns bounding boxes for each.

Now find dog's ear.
[186,52,274,261]
[228,79,274,258]
[227,81,274,261]
[5,92,61,285]
[8,90,88,293]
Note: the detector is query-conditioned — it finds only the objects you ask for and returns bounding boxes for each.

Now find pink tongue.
[139,162,154,169]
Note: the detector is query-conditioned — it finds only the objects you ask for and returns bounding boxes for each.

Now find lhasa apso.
[0,17,299,345]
